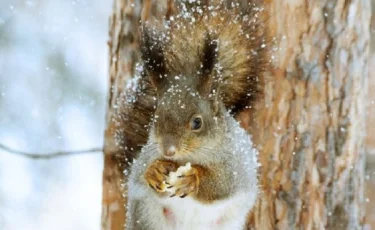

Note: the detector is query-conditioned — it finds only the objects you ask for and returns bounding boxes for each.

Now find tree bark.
[250,1,370,229]
[102,0,370,230]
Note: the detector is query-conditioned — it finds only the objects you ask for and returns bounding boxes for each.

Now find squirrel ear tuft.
[202,34,218,75]
[198,34,219,99]
[140,26,167,90]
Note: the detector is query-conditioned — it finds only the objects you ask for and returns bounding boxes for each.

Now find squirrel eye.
[191,116,203,130]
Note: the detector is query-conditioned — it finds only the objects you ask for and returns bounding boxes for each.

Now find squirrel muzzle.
[161,135,179,157]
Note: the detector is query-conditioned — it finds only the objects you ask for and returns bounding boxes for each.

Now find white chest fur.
[153,191,254,230]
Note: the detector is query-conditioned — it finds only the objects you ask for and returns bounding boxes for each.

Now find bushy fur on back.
[141,0,269,114]
[113,0,269,187]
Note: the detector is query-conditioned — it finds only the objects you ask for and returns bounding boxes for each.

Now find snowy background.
[0,1,110,230]
[0,1,374,230]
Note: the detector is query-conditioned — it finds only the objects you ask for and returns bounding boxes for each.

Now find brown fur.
[112,76,156,167]
[136,1,269,163]
[193,163,235,203]
[141,0,269,114]
[114,0,269,168]
[116,0,269,177]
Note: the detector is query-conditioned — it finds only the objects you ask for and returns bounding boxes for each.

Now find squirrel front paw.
[144,160,178,193]
[167,164,200,198]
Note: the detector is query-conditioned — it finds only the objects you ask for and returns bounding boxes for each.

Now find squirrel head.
[141,26,225,159]
[152,87,225,159]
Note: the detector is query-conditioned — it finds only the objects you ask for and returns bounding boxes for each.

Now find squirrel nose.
[164,146,176,157]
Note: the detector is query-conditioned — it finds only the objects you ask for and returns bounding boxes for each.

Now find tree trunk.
[102,0,370,230]
[250,1,370,229]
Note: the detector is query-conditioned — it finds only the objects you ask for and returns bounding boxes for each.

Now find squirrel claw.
[144,160,178,194]
[170,194,176,198]
[168,166,199,198]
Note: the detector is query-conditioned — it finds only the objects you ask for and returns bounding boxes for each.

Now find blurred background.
[0,1,110,230]
[0,1,373,230]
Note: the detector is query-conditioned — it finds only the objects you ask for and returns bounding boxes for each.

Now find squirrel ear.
[140,26,167,90]
[198,35,220,113]
[198,34,219,98]
[202,34,218,76]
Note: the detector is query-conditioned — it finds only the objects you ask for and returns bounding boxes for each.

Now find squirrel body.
[127,112,258,230]
[124,1,268,229]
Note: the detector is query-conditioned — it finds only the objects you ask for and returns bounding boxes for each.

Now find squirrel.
[124,1,269,229]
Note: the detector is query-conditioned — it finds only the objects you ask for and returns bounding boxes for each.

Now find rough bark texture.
[250,1,370,229]
[102,0,370,230]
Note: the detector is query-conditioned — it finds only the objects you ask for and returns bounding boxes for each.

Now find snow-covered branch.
[0,143,103,159]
